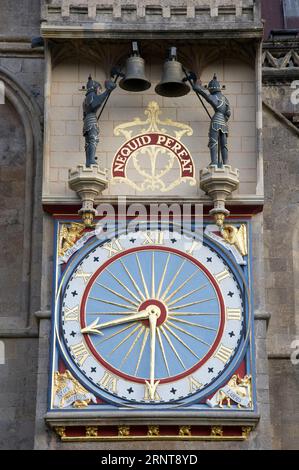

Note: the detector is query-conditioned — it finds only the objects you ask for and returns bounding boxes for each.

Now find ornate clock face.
[59,227,246,406]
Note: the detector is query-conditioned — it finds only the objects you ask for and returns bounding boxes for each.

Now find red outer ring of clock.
[80,245,226,384]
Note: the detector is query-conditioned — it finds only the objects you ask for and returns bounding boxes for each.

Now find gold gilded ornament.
[80,210,95,228]
[242,426,252,439]
[214,213,226,228]
[59,223,85,257]
[221,224,248,257]
[112,101,196,193]
[54,426,66,439]
[118,425,130,437]
[210,426,223,437]
[53,370,97,408]
[85,426,98,437]
[215,375,252,409]
[178,425,192,436]
[147,425,160,437]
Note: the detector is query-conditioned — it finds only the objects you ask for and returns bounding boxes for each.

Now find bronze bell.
[119,42,151,92]
[155,47,190,97]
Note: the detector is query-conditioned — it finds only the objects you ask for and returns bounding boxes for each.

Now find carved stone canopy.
[49,38,257,78]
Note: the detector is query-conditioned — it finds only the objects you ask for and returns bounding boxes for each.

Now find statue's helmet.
[208,73,221,92]
[86,75,102,94]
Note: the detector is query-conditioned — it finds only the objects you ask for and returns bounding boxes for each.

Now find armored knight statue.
[83,75,116,167]
[192,74,231,167]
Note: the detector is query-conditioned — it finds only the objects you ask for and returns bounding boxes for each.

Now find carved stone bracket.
[68,164,108,227]
[199,164,240,227]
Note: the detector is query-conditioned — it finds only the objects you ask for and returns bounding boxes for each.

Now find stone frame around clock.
[45,217,260,433]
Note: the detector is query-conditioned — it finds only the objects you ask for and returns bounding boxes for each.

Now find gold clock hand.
[81,309,149,335]
[145,306,160,400]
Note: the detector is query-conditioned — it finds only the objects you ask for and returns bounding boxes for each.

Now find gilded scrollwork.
[112,101,196,193]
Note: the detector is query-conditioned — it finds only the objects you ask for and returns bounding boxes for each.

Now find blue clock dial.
[82,246,223,383]
[60,228,245,405]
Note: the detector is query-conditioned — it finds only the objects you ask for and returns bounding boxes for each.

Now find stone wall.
[263,83,299,450]
[0,0,41,40]
[0,338,39,449]
[0,0,44,450]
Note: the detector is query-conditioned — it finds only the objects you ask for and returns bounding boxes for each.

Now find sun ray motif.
[84,247,223,384]
[120,326,145,368]
[163,323,200,359]
[109,324,142,356]
[95,281,139,307]
[163,268,199,303]
[95,323,136,346]
[160,325,186,369]
[157,328,170,376]
[135,253,150,299]
[167,316,217,331]
[167,320,211,347]
[167,283,208,308]
[156,253,170,299]
[168,311,219,316]
[88,297,134,310]
[151,252,155,298]
[87,311,136,316]
[169,297,215,311]
[119,259,146,301]
[105,267,142,303]
[134,329,149,376]
[160,259,187,301]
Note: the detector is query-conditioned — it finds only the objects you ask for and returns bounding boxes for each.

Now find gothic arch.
[0,66,43,331]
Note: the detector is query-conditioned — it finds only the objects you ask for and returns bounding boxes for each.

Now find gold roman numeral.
[64,305,79,322]
[186,240,200,255]
[214,270,230,283]
[214,344,233,363]
[71,341,90,366]
[144,381,161,401]
[189,376,203,393]
[226,307,241,321]
[103,239,123,257]
[142,231,164,245]
[98,371,118,393]
[74,267,92,284]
